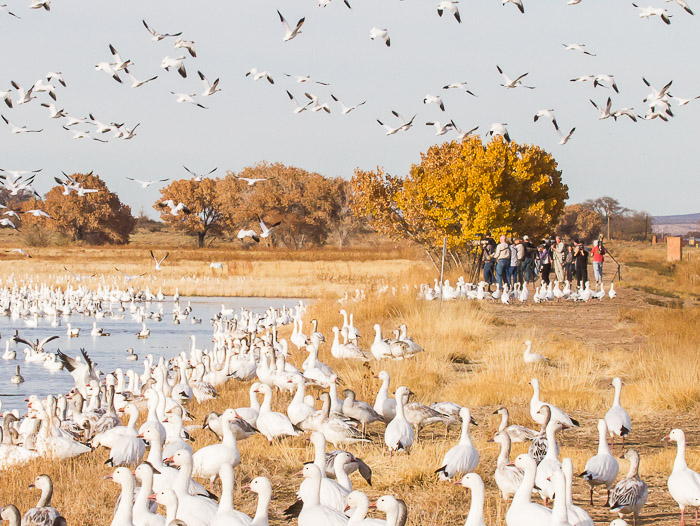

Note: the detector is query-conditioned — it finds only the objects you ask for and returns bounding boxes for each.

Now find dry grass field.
[1,239,700,526]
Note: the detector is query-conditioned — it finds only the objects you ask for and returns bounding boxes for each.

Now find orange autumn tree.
[21,172,135,244]
[351,136,568,266]
[155,178,227,247]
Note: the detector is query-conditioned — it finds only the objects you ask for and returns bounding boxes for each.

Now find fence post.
[439,237,447,310]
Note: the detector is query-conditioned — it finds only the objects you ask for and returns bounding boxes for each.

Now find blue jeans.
[496,259,509,287]
[508,265,518,288]
[593,262,603,283]
[483,260,495,285]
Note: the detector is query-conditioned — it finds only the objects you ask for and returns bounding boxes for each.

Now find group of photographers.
[482,233,606,291]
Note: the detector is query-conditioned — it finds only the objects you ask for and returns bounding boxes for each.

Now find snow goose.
[2,341,15,360]
[325,451,373,486]
[535,414,567,505]
[506,454,552,526]
[0,506,22,526]
[133,463,165,526]
[664,429,700,525]
[370,325,392,360]
[580,419,619,505]
[277,9,305,41]
[522,340,547,364]
[605,377,631,447]
[243,476,272,526]
[430,401,462,432]
[192,408,240,483]
[345,491,382,525]
[23,474,63,526]
[529,378,579,427]
[66,323,80,337]
[384,386,414,455]
[455,473,485,526]
[297,464,349,526]
[609,449,648,526]
[10,365,24,384]
[401,391,447,437]
[435,407,479,480]
[491,431,524,503]
[165,449,218,526]
[211,463,252,526]
[317,393,368,447]
[342,389,383,433]
[527,403,550,465]
[107,467,136,526]
[287,375,316,426]
[494,406,538,443]
[369,495,408,526]
[149,489,179,526]
[549,467,572,526]
[373,371,396,422]
[562,458,594,526]
[287,432,351,517]
[234,382,261,427]
[92,403,145,466]
[369,27,390,47]
[254,384,301,442]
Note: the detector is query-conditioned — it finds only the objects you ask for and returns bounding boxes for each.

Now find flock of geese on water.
[0,284,697,526]
[419,277,617,303]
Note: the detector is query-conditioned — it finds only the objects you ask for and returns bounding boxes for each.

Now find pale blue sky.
[0,0,698,218]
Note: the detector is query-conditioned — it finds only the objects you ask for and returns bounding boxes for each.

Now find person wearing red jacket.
[591,240,606,285]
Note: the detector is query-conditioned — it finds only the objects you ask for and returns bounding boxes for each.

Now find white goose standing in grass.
[24,474,63,526]
[192,408,240,483]
[243,476,272,526]
[254,383,301,442]
[435,407,479,480]
[373,371,397,422]
[605,377,631,447]
[211,463,253,526]
[562,458,594,526]
[457,473,485,526]
[535,411,567,505]
[609,449,647,526]
[297,464,349,526]
[580,419,619,505]
[371,324,392,360]
[491,431,524,504]
[107,467,136,526]
[506,454,552,526]
[529,378,579,427]
[664,428,700,526]
[494,406,538,443]
[550,467,572,526]
[522,340,546,364]
[384,386,414,456]
[132,462,164,526]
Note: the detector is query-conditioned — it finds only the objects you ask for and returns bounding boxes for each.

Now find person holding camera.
[564,244,575,282]
[591,238,606,285]
[521,235,536,283]
[483,233,496,291]
[573,240,588,286]
[538,244,551,285]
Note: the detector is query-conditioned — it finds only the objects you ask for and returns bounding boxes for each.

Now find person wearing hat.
[591,239,605,285]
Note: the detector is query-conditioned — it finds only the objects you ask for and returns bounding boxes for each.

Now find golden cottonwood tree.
[21,173,135,244]
[351,136,568,263]
[155,178,226,247]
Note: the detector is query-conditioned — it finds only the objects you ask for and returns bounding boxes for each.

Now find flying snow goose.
[94,62,122,83]
[125,71,157,88]
[247,68,275,84]
[2,115,42,134]
[10,81,36,105]
[369,27,390,47]
[488,122,510,142]
[183,165,217,180]
[32,80,56,100]
[426,121,454,135]
[605,377,631,447]
[384,386,414,455]
[40,103,66,118]
[452,120,479,140]
[127,177,169,188]
[502,0,524,12]
[198,71,221,97]
[632,3,672,23]
[170,91,206,108]
[174,38,196,57]
[330,94,366,114]
[609,449,648,526]
[158,200,191,216]
[580,419,620,505]
[664,429,700,525]
[161,56,187,78]
[143,20,182,41]
[594,74,620,93]
[1,3,19,17]
[278,9,305,41]
[497,65,534,89]
[437,0,461,22]
[562,43,596,55]
[423,94,445,111]
[108,44,133,71]
[533,109,559,130]
[557,127,576,145]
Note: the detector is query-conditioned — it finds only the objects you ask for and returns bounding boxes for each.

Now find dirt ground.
[476,277,693,526]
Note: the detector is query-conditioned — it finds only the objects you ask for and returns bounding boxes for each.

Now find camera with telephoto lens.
[597,233,605,250]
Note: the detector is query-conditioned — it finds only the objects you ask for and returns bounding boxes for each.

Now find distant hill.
[652,212,700,236]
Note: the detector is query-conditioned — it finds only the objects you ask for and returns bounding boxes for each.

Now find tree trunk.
[197,232,206,248]
[424,249,439,272]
